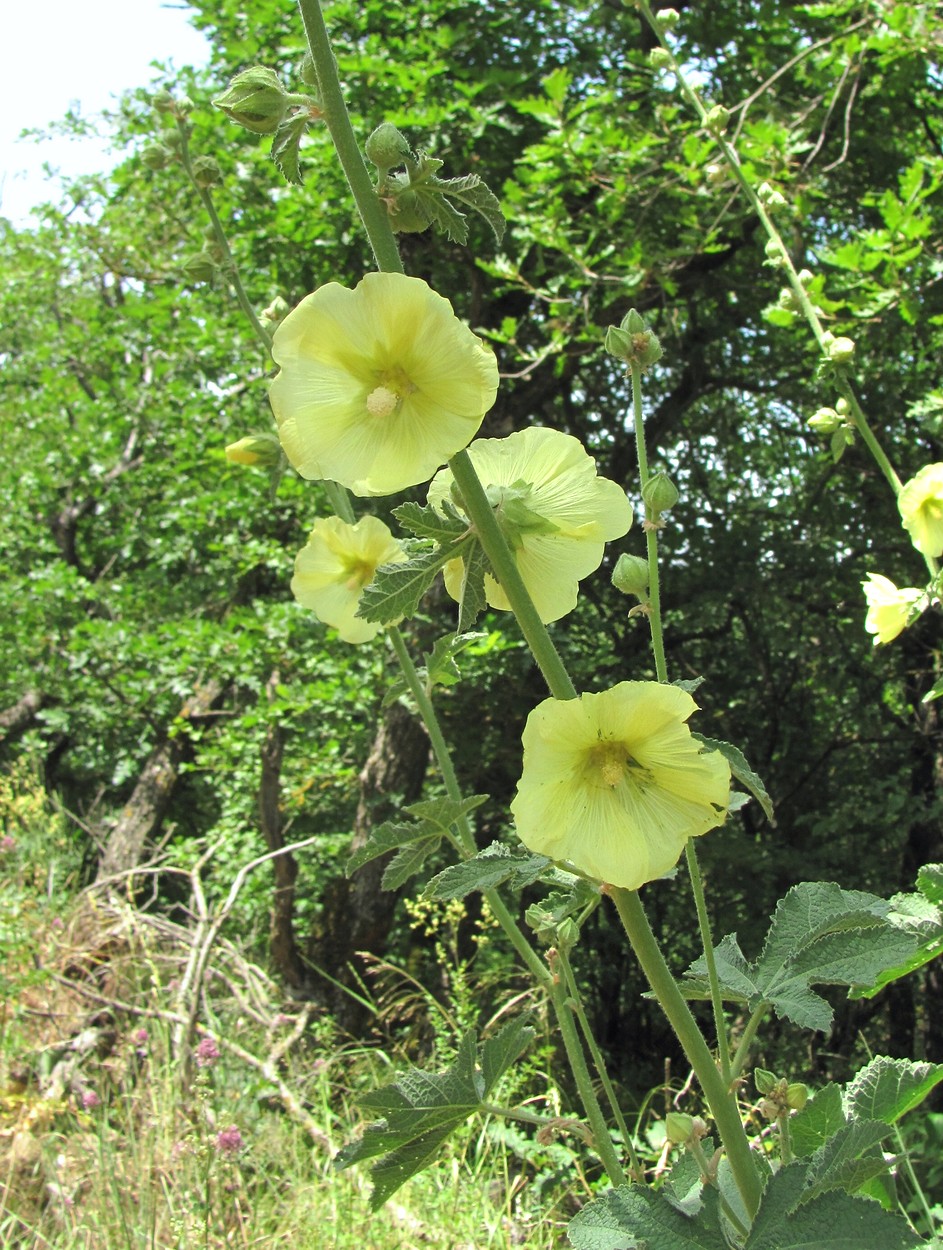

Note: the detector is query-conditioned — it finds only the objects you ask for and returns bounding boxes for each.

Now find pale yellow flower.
[861,573,923,645]
[898,464,943,557]
[427,427,632,623]
[270,273,499,496]
[511,682,730,890]
[291,515,406,643]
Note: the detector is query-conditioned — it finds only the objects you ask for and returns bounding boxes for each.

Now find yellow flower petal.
[511,682,730,890]
[429,427,632,622]
[898,463,943,558]
[291,515,406,643]
[270,273,499,497]
[861,572,924,645]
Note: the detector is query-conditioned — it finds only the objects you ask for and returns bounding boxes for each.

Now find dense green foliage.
[4,0,943,1165]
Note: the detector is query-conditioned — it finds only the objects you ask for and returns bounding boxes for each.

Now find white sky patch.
[1,0,210,226]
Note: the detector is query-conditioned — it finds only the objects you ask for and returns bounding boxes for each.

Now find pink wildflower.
[215,1126,245,1155]
[81,1090,100,1110]
[195,1036,220,1067]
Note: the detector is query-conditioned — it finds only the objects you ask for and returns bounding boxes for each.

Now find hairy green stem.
[548,964,629,1187]
[558,949,645,1181]
[295,0,404,274]
[448,450,578,702]
[684,841,732,1086]
[730,1002,767,1081]
[387,626,550,986]
[629,361,668,683]
[176,120,273,357]
[611,887,763,1218]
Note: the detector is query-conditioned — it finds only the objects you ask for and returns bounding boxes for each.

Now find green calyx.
[486,480,559,549]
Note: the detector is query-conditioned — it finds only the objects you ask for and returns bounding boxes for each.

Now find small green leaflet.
[382,632,487,708]
[423,842,552,901]
[396,153,506,245]
[567,1182,728,1250]
[357,546,458,624]
[680,882,920,1030]
[334,1016,534,1209]
[456,539,489,632]
[345,793,488,889]
[692,734,774,823]
[394,499,469,543]
[270,111,310,185]
[850,863,943,999]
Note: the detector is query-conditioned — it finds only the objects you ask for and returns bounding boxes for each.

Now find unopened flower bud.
[778,288,799,312]
[606,310,663,368]
[827,336,855,364]
[612,553,650,598]
[643,471,680,516]
[556,917,580,951]
[655,8,680,28]
[152,89,177,114]
[705,163,725,184]
[797,268,814,286]
[365,122,412,171]
[191,155,222,188]
[665,1112,695,1144]
[141,143,173,171]
[808,407,840,434]
[213,67,290,135]
[225,434,282,467]
[786,1082,809,1111]
[835,397,850,416]
[181,251,218,284]
[705,105,729,134]
[764,239,786,265]
[649,48,672,69]
[260,295,290,326]
[758,182,787,209]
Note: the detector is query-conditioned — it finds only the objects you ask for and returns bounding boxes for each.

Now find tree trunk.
[309,700,430,1031]
[97,681,225,880]
[259,672,308,990]
[0,690,46,742]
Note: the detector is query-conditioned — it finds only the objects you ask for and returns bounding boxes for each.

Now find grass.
[0,762,576,1248]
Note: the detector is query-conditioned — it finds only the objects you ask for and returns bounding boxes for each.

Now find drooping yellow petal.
[861,573,924,645]
[291,515,406,643]
[270,273,499,497]
[428,427,632,623]
[511,682,730,890]
[898,464,943,558]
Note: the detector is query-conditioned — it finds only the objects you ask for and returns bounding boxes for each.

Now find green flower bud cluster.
[758,182,787,210]
[605,309,664,370]
[664,1112,708,1145]
[655,8,681,29]
[705,105,730,135]
[649,48,673,70]
[754,1068,809,1119]
[260,295,291,328]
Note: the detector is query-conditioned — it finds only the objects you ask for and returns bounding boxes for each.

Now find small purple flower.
[195,1036,220,1067]
[215,1126,245,1155]
[134,1028,149,1045]
[81,1090,100,1110]
[0,836,15,853]
[50,916,65,931]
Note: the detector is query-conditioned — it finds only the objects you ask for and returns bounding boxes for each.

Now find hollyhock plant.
[898,463,943,558]
[427,427,632,623]
[861,573,924,645]
[511,682,730,890]
[270,272,499,496]
[292,515,406,643]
